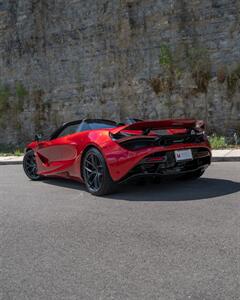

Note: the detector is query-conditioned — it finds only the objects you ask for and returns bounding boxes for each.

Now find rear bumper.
[120,164,209,183]
[104,142,211,181]
[117,148,211,182]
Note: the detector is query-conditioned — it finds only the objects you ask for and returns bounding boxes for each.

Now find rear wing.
[110,119,199,135]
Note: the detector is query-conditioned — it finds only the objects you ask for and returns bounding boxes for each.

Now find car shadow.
[43,178,86,191]
[42,177,240,202]
[108,178,240,201]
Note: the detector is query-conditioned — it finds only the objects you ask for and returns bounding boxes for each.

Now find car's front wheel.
[23,150,42,181]
[82,147,116,196]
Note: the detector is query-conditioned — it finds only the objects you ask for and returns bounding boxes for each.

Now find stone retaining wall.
[0,0,239,145]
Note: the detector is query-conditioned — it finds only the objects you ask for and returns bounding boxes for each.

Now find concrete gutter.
[0,156,24,165]
[0,150,240,165]
[211,149,240,162]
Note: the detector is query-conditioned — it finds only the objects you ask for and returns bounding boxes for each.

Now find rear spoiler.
[110,119,198,135]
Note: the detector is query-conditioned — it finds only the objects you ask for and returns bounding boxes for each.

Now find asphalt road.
[0,163,239,300]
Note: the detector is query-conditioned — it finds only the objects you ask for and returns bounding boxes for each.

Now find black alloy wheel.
[23,150,42,180]
[83,148,115,196]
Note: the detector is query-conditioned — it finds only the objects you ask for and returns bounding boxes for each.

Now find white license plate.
[174,149,193,161]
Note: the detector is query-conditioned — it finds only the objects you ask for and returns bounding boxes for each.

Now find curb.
[0,161,23,165]
[211,157,240,162]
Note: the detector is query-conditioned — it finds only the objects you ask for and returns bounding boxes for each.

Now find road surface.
[0,163,239,299]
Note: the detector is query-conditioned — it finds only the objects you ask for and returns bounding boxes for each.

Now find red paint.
[110,119,196,134]
[25,119,211,182]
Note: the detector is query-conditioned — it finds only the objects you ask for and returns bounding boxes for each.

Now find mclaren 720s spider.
[23,118,211,195]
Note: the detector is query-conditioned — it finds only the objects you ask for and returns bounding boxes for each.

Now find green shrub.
[14,149,23,156]
[149,44,179,95]
[0,144,24,156]
[159,44,173,68]
[209,135,227,149]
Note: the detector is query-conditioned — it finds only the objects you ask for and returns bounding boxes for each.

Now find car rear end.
[106,119,211,182]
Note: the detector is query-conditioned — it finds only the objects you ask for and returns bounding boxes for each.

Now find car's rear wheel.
[23,150,42,181]
[180,169,205,180]
[83,147,115,196]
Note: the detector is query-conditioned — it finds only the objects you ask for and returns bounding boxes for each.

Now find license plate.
[174,149,193,161]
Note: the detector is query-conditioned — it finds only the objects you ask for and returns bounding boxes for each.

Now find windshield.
[49,119,117,140]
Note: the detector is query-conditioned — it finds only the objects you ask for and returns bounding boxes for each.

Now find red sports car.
[23,118,211,195]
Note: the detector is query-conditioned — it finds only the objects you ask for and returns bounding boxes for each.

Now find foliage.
[159,44,181,78]
[217,66,227,83]
[13,149,23,156]
[149,77,173,95]
[150,45,211,95]
[32,89,46,133]
[0,84,10,113]
[187,47,211,93]
[16,82,28,99]
[0,82,28,116]
[188,47,210,73]
[159,45,173,68]
[209,135,227,149]
[216,63,240,96]
[149,44,178,95]
[226,64,240,96]
[0,144,24,156]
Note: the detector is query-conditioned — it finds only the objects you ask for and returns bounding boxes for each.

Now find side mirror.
[35,134,42,141]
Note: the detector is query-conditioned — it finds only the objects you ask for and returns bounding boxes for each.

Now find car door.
[35,123,82,175]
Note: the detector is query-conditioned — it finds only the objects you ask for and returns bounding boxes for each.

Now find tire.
[23,150,42,181]
[180,169,205,180]
[82,147,116,196]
